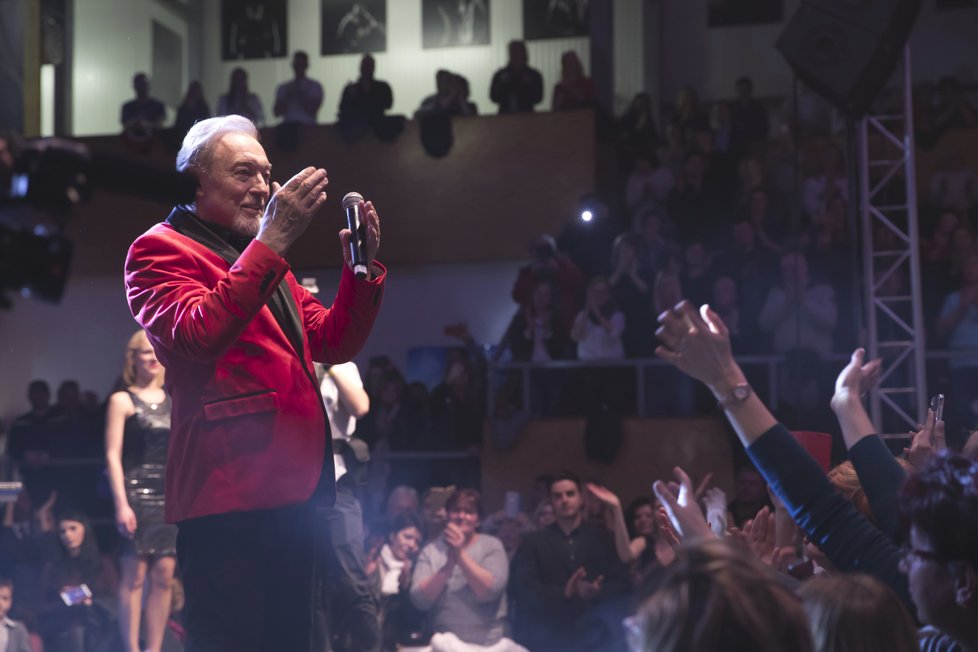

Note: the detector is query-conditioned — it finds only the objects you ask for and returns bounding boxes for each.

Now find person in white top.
[274,51,324,124]
[315,361,378,650]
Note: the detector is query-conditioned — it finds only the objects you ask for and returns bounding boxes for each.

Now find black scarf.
[165,205,305,358]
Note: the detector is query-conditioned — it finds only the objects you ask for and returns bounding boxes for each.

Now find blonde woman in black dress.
[104,329,177,652]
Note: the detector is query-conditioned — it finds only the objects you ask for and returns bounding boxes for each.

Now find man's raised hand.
[257,167,329,256]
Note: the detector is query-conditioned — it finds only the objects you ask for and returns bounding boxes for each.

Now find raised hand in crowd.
[904,407,946,467]
[652,466,714,541]
[830,347,882,410]
[728,505,776,564]
[36,490,57,533]
[701,486,728,537]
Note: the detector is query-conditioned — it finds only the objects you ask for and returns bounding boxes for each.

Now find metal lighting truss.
[858,46,927,435]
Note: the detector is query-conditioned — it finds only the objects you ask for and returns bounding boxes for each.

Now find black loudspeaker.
[776,0,922,117]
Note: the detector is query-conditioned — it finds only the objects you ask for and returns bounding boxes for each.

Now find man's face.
[194,132,271,237]
[0,586,11,619]
[361,55,375,79]
[28,384,50,411]
[293,53,309,77]
[134,74,149,97]
[551,480,583,521]
[58,382,80,409]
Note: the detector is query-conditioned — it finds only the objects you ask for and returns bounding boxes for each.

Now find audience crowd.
[3,45,978,652]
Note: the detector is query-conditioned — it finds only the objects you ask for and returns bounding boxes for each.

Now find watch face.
[733,385,750,400]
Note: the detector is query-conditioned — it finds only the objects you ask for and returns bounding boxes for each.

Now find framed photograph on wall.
[321,1,387,55]
[221,0,288,60]
[422,0,490,49]
[707,0,783,27]
[523,0,589,40]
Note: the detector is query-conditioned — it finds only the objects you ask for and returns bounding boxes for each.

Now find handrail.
[487,349,978,418]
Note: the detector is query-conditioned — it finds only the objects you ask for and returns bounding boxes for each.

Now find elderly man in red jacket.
[125,114,385,651]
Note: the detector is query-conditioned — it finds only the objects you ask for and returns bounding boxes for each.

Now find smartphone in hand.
[930,394,945,422]
[59,584,92,606]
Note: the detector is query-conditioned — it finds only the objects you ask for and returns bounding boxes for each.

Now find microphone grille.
[342,191,364,209]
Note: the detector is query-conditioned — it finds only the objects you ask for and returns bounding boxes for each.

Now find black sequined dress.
[120,391,177,556]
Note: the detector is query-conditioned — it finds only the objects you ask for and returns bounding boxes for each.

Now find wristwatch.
[716,383,752,409]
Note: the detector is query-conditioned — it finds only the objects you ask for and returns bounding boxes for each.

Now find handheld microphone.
[342,191,368,279]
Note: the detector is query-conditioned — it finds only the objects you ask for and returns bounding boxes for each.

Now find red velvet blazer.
[125,220,385,523]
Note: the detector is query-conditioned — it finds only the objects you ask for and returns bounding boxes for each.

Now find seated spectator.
[371,511,424,651]
[38,511,112,652]
[216,67,265,126]
[710,100,733,155]
[552,51,595,111]
[712,275,760,353]
[802,144,848,222]
[734,156,772,209]
[714,219,777,317]
[489,40,543,114]
[571,277,625,360]
[499,279,571,362]
[936,251,978,441]
[120,72,166,146]
[729,75,770,157]
[932,76,978,137]
[726,464,773,529]
[274,51,324,125]
[668,151,721,245]
[410,489,522,651]
[658,125,686,175]
[619,92,659,161]
[799,573,917,652]
[609,234,654,358]
[481,510,533,560]
[758,251,837,355]
[630,538,812,652]
[679,241,716,309]
[635,208,678,275]
[669,85,710,145]
[1,490,56,630]
[0,577,32,652]
[743,186,784,255]
[429,349,484,487]
[172,80,211,142]
[625,154,675,227]
[929,150,978,214]
[510,473,629,652]
[511,234,585,336]
[585,487,674,588]
[421,486,454,544]
[6,380,59,505]
[415,70,477,118]
[531,499,555,530]
[652,252,684,316]
[948,224,978,284]
[689,125,737,204]
[923,210,961,267]
[338,54,394,139]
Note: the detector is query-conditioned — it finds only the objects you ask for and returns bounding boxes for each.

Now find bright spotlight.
[580,210,593,222]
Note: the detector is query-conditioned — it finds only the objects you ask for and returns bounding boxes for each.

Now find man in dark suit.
[125,114,385,651]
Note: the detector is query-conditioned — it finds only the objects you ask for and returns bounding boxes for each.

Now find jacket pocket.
[203,391,279,421]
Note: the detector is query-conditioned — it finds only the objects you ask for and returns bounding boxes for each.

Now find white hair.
[176,114,259,173]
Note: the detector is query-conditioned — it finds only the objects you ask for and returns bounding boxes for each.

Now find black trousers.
[313,474,380,652]
[177,502,318,652]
